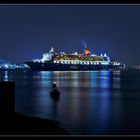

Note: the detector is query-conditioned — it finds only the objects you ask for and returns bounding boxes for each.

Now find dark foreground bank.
[0,112,70,135]
[0,81,69,135]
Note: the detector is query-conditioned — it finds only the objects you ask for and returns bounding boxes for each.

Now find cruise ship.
[25,47,124,71]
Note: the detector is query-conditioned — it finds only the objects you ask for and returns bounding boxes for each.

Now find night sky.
[0,4,140,65]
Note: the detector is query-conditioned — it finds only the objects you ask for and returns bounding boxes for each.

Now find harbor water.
[0,70,140,135]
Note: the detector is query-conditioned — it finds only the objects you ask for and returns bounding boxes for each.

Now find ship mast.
[49,46,54,54]
[82,40,87,51]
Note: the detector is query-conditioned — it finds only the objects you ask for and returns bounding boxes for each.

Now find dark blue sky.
[0,4,140,65]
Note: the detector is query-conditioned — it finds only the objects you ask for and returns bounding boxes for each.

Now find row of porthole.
[53,60,102,65]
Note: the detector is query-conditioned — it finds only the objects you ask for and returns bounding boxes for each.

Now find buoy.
[50,82,60,100]
[53,82,57,88]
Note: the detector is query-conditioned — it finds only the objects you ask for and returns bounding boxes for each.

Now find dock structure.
[0,81,15,116]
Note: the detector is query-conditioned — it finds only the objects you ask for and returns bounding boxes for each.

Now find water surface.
[0,70,140,135]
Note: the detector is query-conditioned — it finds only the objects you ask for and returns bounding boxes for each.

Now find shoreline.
[0,81,70,135]
[0,112,70,135]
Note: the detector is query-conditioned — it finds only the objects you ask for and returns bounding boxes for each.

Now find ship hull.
[25,62,120,71]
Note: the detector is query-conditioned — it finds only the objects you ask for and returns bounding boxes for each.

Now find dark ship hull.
[25,61,120,71]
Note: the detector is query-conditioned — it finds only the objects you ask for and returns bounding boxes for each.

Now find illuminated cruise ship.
[25,46,124,71]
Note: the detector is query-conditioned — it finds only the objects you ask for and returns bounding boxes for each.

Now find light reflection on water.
[4,71,8,81]
[1,70,140,135]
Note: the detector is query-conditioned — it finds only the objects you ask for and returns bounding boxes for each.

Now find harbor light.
[113,62,116,65]
[4,64,8,68]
